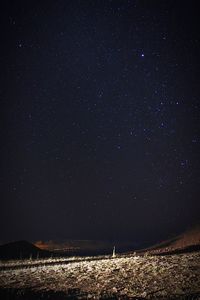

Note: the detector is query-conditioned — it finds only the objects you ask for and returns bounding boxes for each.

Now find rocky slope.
[139,226,200,255]
[0,252,199,299]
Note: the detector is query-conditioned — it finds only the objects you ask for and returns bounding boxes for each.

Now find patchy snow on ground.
[0,252,200,299]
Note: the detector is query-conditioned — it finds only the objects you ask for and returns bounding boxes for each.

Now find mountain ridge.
[138,225,200,255]
[0,240,52,260]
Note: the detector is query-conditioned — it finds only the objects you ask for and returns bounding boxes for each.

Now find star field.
[0,0,200,245]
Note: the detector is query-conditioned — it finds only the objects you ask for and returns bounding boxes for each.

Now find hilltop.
[139,226,200,255]
[0,240,52,260]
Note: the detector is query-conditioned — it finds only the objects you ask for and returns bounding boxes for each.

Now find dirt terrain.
[0,251,199,299]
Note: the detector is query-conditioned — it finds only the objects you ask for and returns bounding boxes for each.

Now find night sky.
[1,0,200,246]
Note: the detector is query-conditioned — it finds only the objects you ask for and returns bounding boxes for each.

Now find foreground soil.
[0,252,199,299]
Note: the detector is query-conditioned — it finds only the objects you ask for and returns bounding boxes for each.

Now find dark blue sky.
[1,0,200,245]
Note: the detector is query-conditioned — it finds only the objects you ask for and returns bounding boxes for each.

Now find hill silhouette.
[0,240,52,260]
[139,226,200,255]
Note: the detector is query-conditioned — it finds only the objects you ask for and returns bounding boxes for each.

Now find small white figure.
[112,246,116,258]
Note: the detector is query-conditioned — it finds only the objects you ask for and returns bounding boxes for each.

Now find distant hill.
[0,240,52,260]
[34,240,136,256]
[139,226,200,255]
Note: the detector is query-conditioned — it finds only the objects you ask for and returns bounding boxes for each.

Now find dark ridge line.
[149,245,200,256]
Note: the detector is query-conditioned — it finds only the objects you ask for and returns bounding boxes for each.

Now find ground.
[0,252,200,299]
